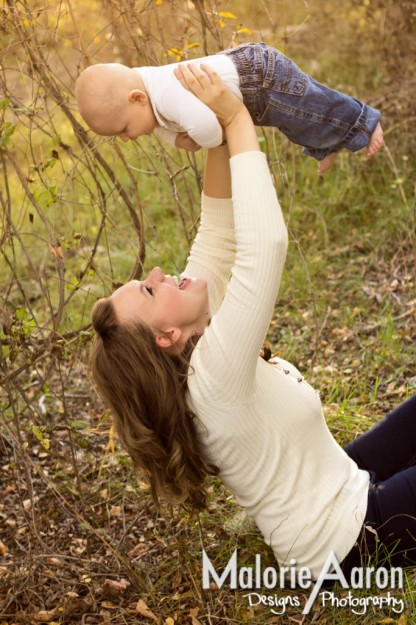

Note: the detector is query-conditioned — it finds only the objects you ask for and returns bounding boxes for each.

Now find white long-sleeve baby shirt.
[183,151,370,579]
[136,53,241,148]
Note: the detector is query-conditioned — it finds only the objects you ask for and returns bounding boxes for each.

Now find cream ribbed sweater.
[183,152,369,578]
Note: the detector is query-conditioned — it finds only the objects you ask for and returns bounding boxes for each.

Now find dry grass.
[1,0,415,623]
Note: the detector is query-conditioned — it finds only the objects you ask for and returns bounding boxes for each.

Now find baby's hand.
[175,132,201,153]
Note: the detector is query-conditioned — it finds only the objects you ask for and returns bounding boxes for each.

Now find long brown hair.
[89,297,218,510]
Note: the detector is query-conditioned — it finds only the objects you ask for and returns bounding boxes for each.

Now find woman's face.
[110,267,210,344]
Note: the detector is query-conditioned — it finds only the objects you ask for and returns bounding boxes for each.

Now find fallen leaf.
[101,600,118,609]
[0,541,8,556]
[5,519,16,528]
[128,543,148,557]
[109,505,121,516]
[46,557,65,567]
[62,592,90,617]
[135,599,158,621]
[189,607,203,625]
[99,610,112,625]
[103,578,130,593]
[331,326,354,341]
[33,608,58,622]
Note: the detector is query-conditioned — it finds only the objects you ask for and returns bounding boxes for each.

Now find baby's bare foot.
[367,122,384,158]
[318,152,337,175]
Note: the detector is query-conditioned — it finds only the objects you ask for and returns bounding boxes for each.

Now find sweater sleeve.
[182,193,236,315]
[191,152,288,403]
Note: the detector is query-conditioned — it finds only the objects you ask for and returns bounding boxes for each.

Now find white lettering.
[297,566,312,589]
[350,566,363,589]
[202,549,237,589]
[239,566,253,589]
[289,558,298,588]
[318,590,405,615]
[243,592,262,607]
[303,551,349,615]
[365,566,375,587]
[263,566,277,588]
[390,566,403,589]
[243,593,301,615]
[255,554,262,587]
[375,567,389,589]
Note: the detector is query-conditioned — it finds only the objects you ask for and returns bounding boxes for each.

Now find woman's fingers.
[199,63,220,86]
[174,62,245,127]
[174,63,226,109]
[188,63,221,91]
[174,64,196,93]
[174,63,211,95]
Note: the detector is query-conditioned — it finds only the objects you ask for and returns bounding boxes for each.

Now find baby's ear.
[128,89,148,105]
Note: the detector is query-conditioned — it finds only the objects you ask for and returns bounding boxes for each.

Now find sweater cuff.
[229,150,268,177]
[201,192,234,230]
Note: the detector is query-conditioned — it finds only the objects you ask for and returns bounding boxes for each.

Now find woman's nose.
[149,267,164,283]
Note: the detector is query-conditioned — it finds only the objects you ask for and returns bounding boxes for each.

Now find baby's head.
[75,63,156,141]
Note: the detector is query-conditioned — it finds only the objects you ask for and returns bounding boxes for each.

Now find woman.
[90,64,416,577]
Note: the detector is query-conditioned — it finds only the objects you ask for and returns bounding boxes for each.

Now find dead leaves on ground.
[9,590,203,624]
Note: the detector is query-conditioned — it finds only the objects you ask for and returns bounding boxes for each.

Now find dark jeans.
[224,42,381,160]
[342,394,416,573]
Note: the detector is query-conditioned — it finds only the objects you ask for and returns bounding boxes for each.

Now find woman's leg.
[342,465,416,573]
[345,394,416,480]
[367,467,416,567]
[341,395,416,574]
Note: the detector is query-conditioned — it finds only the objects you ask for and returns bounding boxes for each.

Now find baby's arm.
[159,75,224,149]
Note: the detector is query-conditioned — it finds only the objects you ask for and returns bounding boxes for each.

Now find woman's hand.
[175,62,260,157]
[174,63,244,128]
[175,132,201,152]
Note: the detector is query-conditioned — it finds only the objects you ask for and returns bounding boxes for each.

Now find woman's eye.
[145,286,153,295]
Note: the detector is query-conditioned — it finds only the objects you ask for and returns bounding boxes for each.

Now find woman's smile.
[110,268,210,339]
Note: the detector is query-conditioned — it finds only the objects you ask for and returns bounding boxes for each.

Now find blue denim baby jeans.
[224,43,381,161]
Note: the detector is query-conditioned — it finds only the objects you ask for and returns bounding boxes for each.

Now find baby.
[75,42,384,174]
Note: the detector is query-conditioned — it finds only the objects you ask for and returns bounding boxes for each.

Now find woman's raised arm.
[176,63,289,403]
[203,143,231,198]
[181,143,236,315]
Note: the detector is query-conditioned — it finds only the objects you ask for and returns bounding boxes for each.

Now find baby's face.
[76,64,156,140]
[114,96,156,142]
[83,95,156,141]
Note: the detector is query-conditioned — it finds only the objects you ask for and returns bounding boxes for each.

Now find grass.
[1,0,416,623]
[2,132,414,624]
